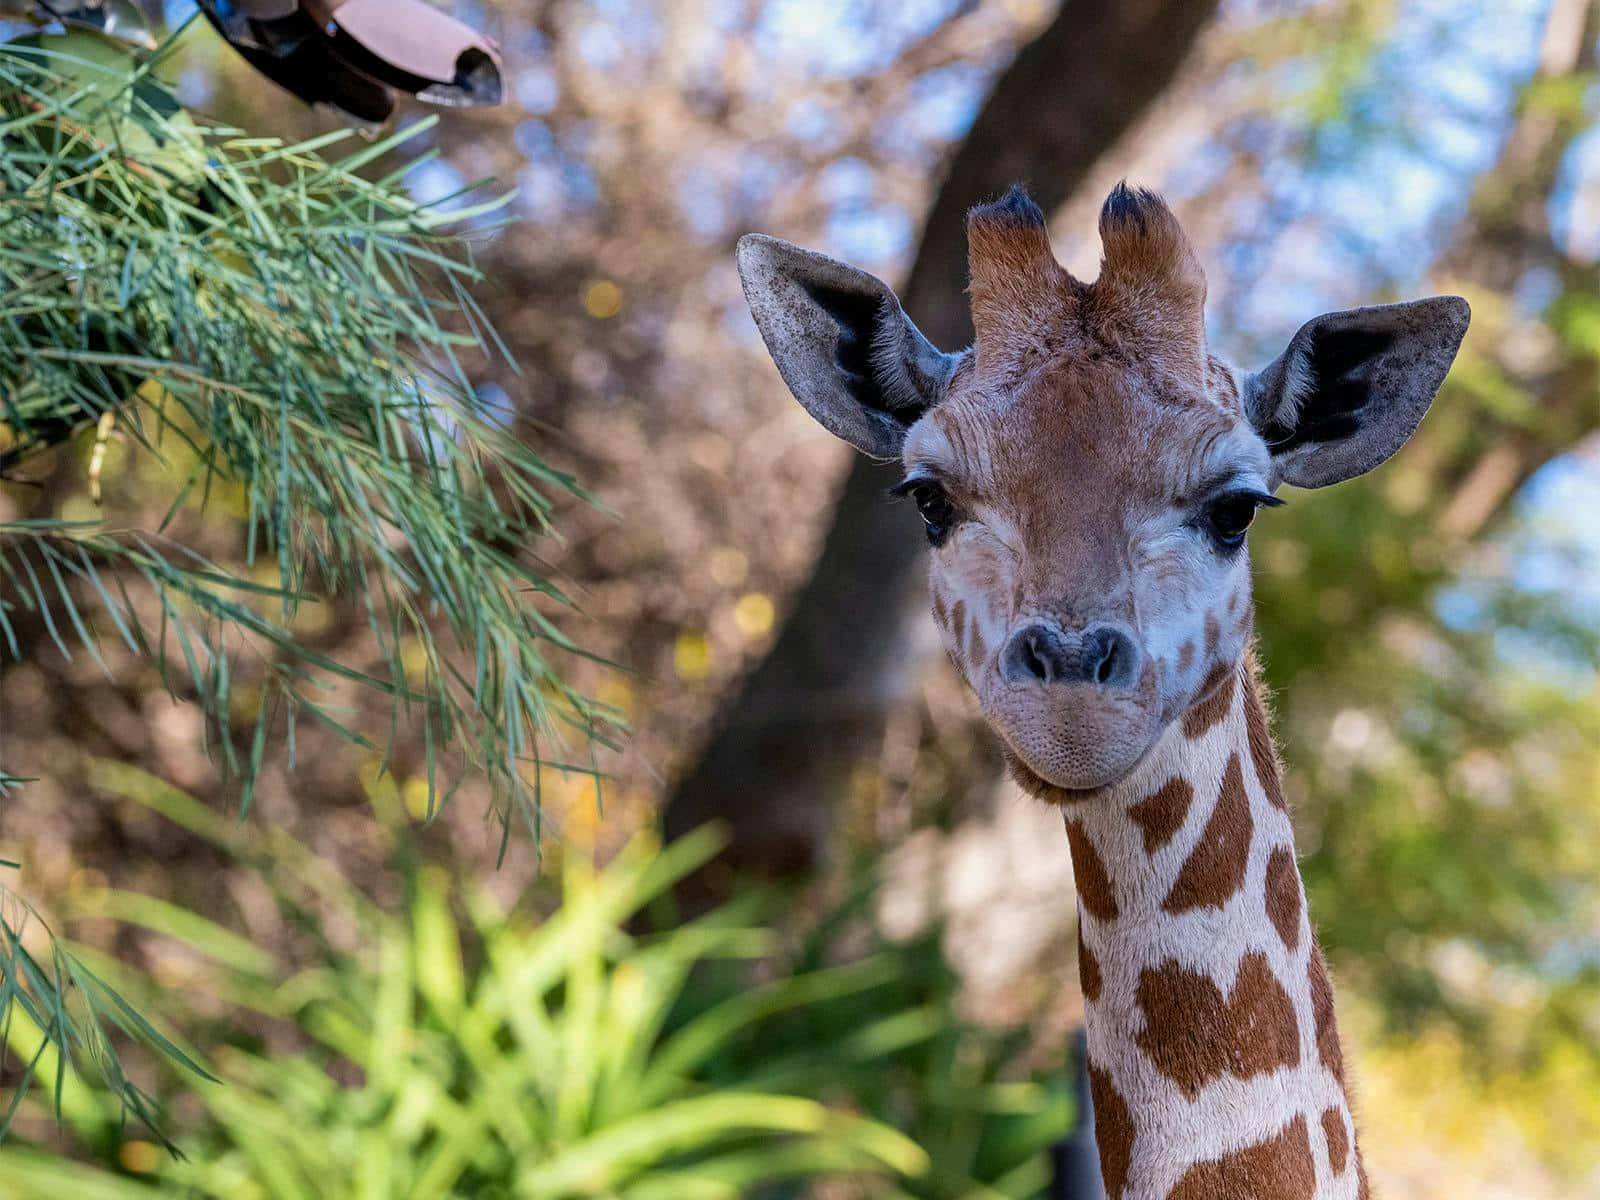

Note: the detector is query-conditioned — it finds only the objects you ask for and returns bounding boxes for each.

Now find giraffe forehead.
[911,359,1263,508]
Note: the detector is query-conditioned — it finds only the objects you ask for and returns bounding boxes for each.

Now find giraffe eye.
[1203,491,1278,550]
[894,479,958,546]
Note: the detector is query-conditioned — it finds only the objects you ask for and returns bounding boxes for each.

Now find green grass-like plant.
[0,763,934,1197]
[0,762,1076,1196]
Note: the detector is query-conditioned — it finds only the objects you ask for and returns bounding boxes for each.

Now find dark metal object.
[196,0,502,123]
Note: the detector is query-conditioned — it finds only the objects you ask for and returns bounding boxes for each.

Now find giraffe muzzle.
[985,618,1161,791]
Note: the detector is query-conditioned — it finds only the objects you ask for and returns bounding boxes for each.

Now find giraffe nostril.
[1094,633,1120,683]
[1003,622,1073,684]
[1085,626,1139,689]
[1003,623,1140,688]
[1026,634,1053,683]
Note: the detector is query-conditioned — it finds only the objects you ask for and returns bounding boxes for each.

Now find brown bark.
[664,0,1225,876]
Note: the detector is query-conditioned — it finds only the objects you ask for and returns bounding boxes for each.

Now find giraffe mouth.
[999,730,1160,795]
[983,675,1164,795]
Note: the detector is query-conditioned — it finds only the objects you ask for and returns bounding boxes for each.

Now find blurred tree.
[664,0,1225,879]
[1264,0,1600,1050]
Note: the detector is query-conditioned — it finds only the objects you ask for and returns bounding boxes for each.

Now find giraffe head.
[737,184,1468,794]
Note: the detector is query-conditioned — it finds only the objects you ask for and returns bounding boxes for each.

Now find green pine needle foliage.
[0,28,615,1137]
[0,31,617,822]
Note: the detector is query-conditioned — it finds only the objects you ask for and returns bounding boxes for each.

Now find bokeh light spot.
[674,631,712,681]
[733,592,776,640]
[403,777,434,820]
[119,1141,159,1174]
[598,678,635,721]
[582,279,623,319]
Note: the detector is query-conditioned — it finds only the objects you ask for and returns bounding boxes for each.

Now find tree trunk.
[664,0,1225,877]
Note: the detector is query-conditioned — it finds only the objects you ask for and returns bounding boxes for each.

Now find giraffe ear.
[736,234,960,459]
[1244,297,1470,489]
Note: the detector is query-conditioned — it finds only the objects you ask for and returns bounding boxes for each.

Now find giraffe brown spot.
[1088,1060,1133,1200]
[1128,776,1193,853]
[1233,604,1254,637]
[1357,1154,1370,1199]
[1242,673,1287,812]
[1163,753,1251,913]
[1135,952,1300,1099]
[950,599,967,645]
[1321,1106,1349,1176]
[968,614,988,667]
[930,587,948,629]
[1182,663,1236,738]
[1204,610,1221,659]
[1177,639,1195,673]
[1308,945,1345,1083]
[1167,1114,1316,1200]
[1067,819,1119,921]
[1265,846,1301,952]
[1078,927,1102,1002]
[1136,656,1158,705]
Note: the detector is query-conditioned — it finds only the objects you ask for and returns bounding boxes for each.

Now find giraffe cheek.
[932,569,1005,683]
[928,581,965,666]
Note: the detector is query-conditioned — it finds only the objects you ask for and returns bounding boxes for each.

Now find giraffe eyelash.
[1192,481,1285,510]
[1231,490,1285,509]
[888,475,939,499]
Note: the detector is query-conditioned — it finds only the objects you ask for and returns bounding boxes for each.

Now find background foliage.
[0,765,1068,1197]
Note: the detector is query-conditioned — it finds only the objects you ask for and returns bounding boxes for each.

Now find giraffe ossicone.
[736,182,1468,1198]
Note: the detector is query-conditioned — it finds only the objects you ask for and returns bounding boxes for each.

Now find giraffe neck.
[1056,651,1368,1200]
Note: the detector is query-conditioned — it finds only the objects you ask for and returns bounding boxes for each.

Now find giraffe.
[733,183,1469,1198]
